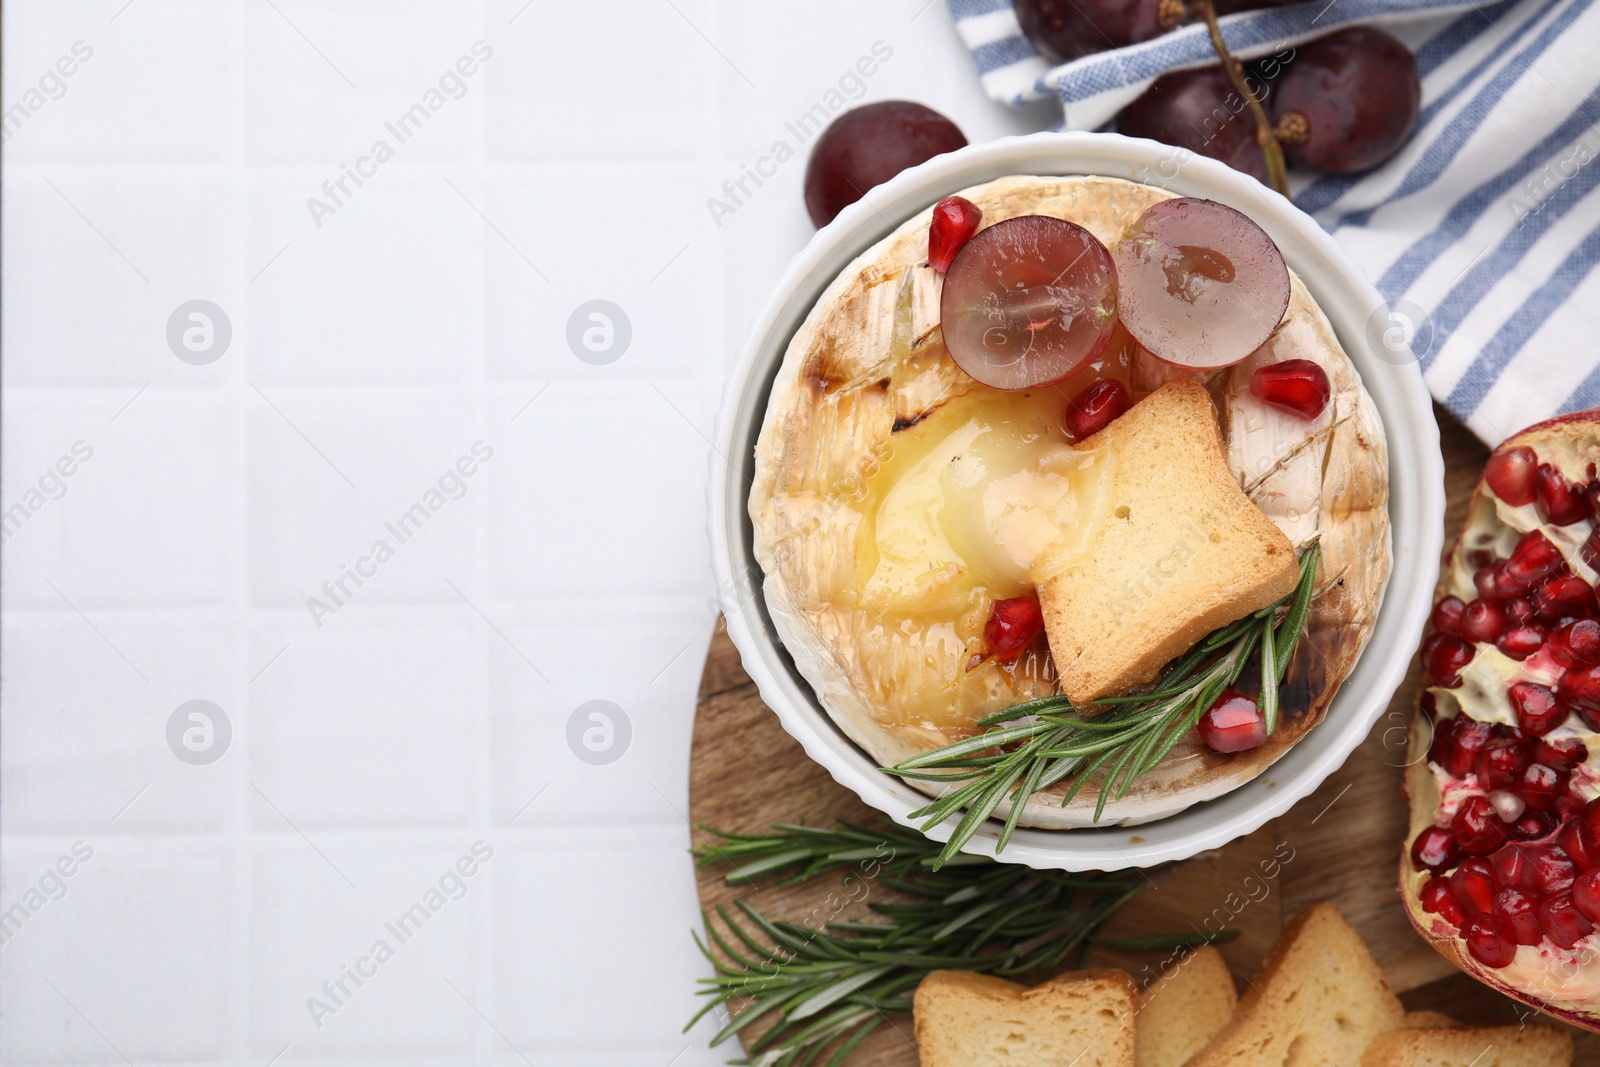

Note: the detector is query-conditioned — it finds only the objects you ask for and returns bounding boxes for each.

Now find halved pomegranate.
[1402,410,1600,1033]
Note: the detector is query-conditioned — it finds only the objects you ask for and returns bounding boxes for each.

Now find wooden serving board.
[689,406,1600,1064]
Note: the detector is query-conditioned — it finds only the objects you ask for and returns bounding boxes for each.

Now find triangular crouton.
[1136,944,1237,1067]
[1185,903,1403,1067]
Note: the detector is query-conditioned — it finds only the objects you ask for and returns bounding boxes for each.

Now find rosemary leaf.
[1259,611,1280,735]
[881,545,1319,863]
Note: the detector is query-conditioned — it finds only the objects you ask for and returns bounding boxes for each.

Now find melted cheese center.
[854,389,1115,622]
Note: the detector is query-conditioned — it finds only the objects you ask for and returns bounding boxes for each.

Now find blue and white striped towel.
[949,0,1600,444]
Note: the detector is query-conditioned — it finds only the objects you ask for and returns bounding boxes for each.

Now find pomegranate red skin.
[1197,692,1268,753]
[1063,378,1131,440]
[1249,359,1331,420]
[927,195,982,273]
[984,596,1044,662]
[1402,409,1600,1035]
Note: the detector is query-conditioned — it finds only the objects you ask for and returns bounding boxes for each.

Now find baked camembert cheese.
[749,175,1391,828]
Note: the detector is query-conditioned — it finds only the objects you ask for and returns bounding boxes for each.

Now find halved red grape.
[803,102,967,228]
[1111,197,1289,369]
[940,215,1118,390]
[1271,27,1420,175]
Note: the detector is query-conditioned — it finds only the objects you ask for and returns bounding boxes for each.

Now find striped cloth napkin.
[947,0,1600,445]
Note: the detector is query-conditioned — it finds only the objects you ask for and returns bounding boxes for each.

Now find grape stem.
[1191,0,1290,197]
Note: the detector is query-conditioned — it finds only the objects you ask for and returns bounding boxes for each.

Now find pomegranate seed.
[1431,716,1491,777]
[1431,595,1466,637]
[1410,825,1460,874]
[1529,843,1580,895]
[1062,378,1131,440]
[1460,599,1506,644]
[1540,893,1595,949]
[1489,789,1527,823]
[1494,887,1544,945]
[984,596,1043,661]
[1485,446,1539,507]
[1498,624,1547,661]
[1250,359,1331,420]
[1463,912,1518,967]
[1505,597,1534,625]
[1558,666,1600,727]
[1584,528,1600,574]
[1453,795,1509,854]
[1421,876,1466,924]
[1197,691,1267,753]
[927,195,983,273]
[1534,574,1597,622]
[1452,858,1497,914]
[1550,619,1600,667]
[1421,633,1474,688]
[1510,681,1567,736]
[1474,564,1515,602]
[1535,737,1587,768]
[1505,531,1566,589]
[1491,845,1534,889]
[1575,868,1600,922]
[1508,809,1558,841]
[1536,464,1588,526]
[1478,736,1530,791]
[1579,799,1600,858]
[1562,820,1600,870]
[1519,762,1568,811]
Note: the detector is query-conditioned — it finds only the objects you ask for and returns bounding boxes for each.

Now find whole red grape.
[803,102,966,228]
[1118,67,1268,184]
[1013,0,1173,64]
[1271,27,1420,174]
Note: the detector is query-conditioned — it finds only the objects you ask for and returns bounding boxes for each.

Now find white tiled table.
[0,3,1051,1062]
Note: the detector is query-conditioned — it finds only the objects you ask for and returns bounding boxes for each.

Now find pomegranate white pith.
[1402,412,1600,1030]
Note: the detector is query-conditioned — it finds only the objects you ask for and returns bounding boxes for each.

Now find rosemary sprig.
[686,821,1234,1067]
[886,542,1321,869]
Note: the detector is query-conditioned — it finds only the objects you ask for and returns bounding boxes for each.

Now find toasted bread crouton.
[914,968,1138,1067]
[1186,903,1403,1067]
[1359,1023,1571,1066]
[1136,944,1236,1067]
[1038,380,1298,704]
